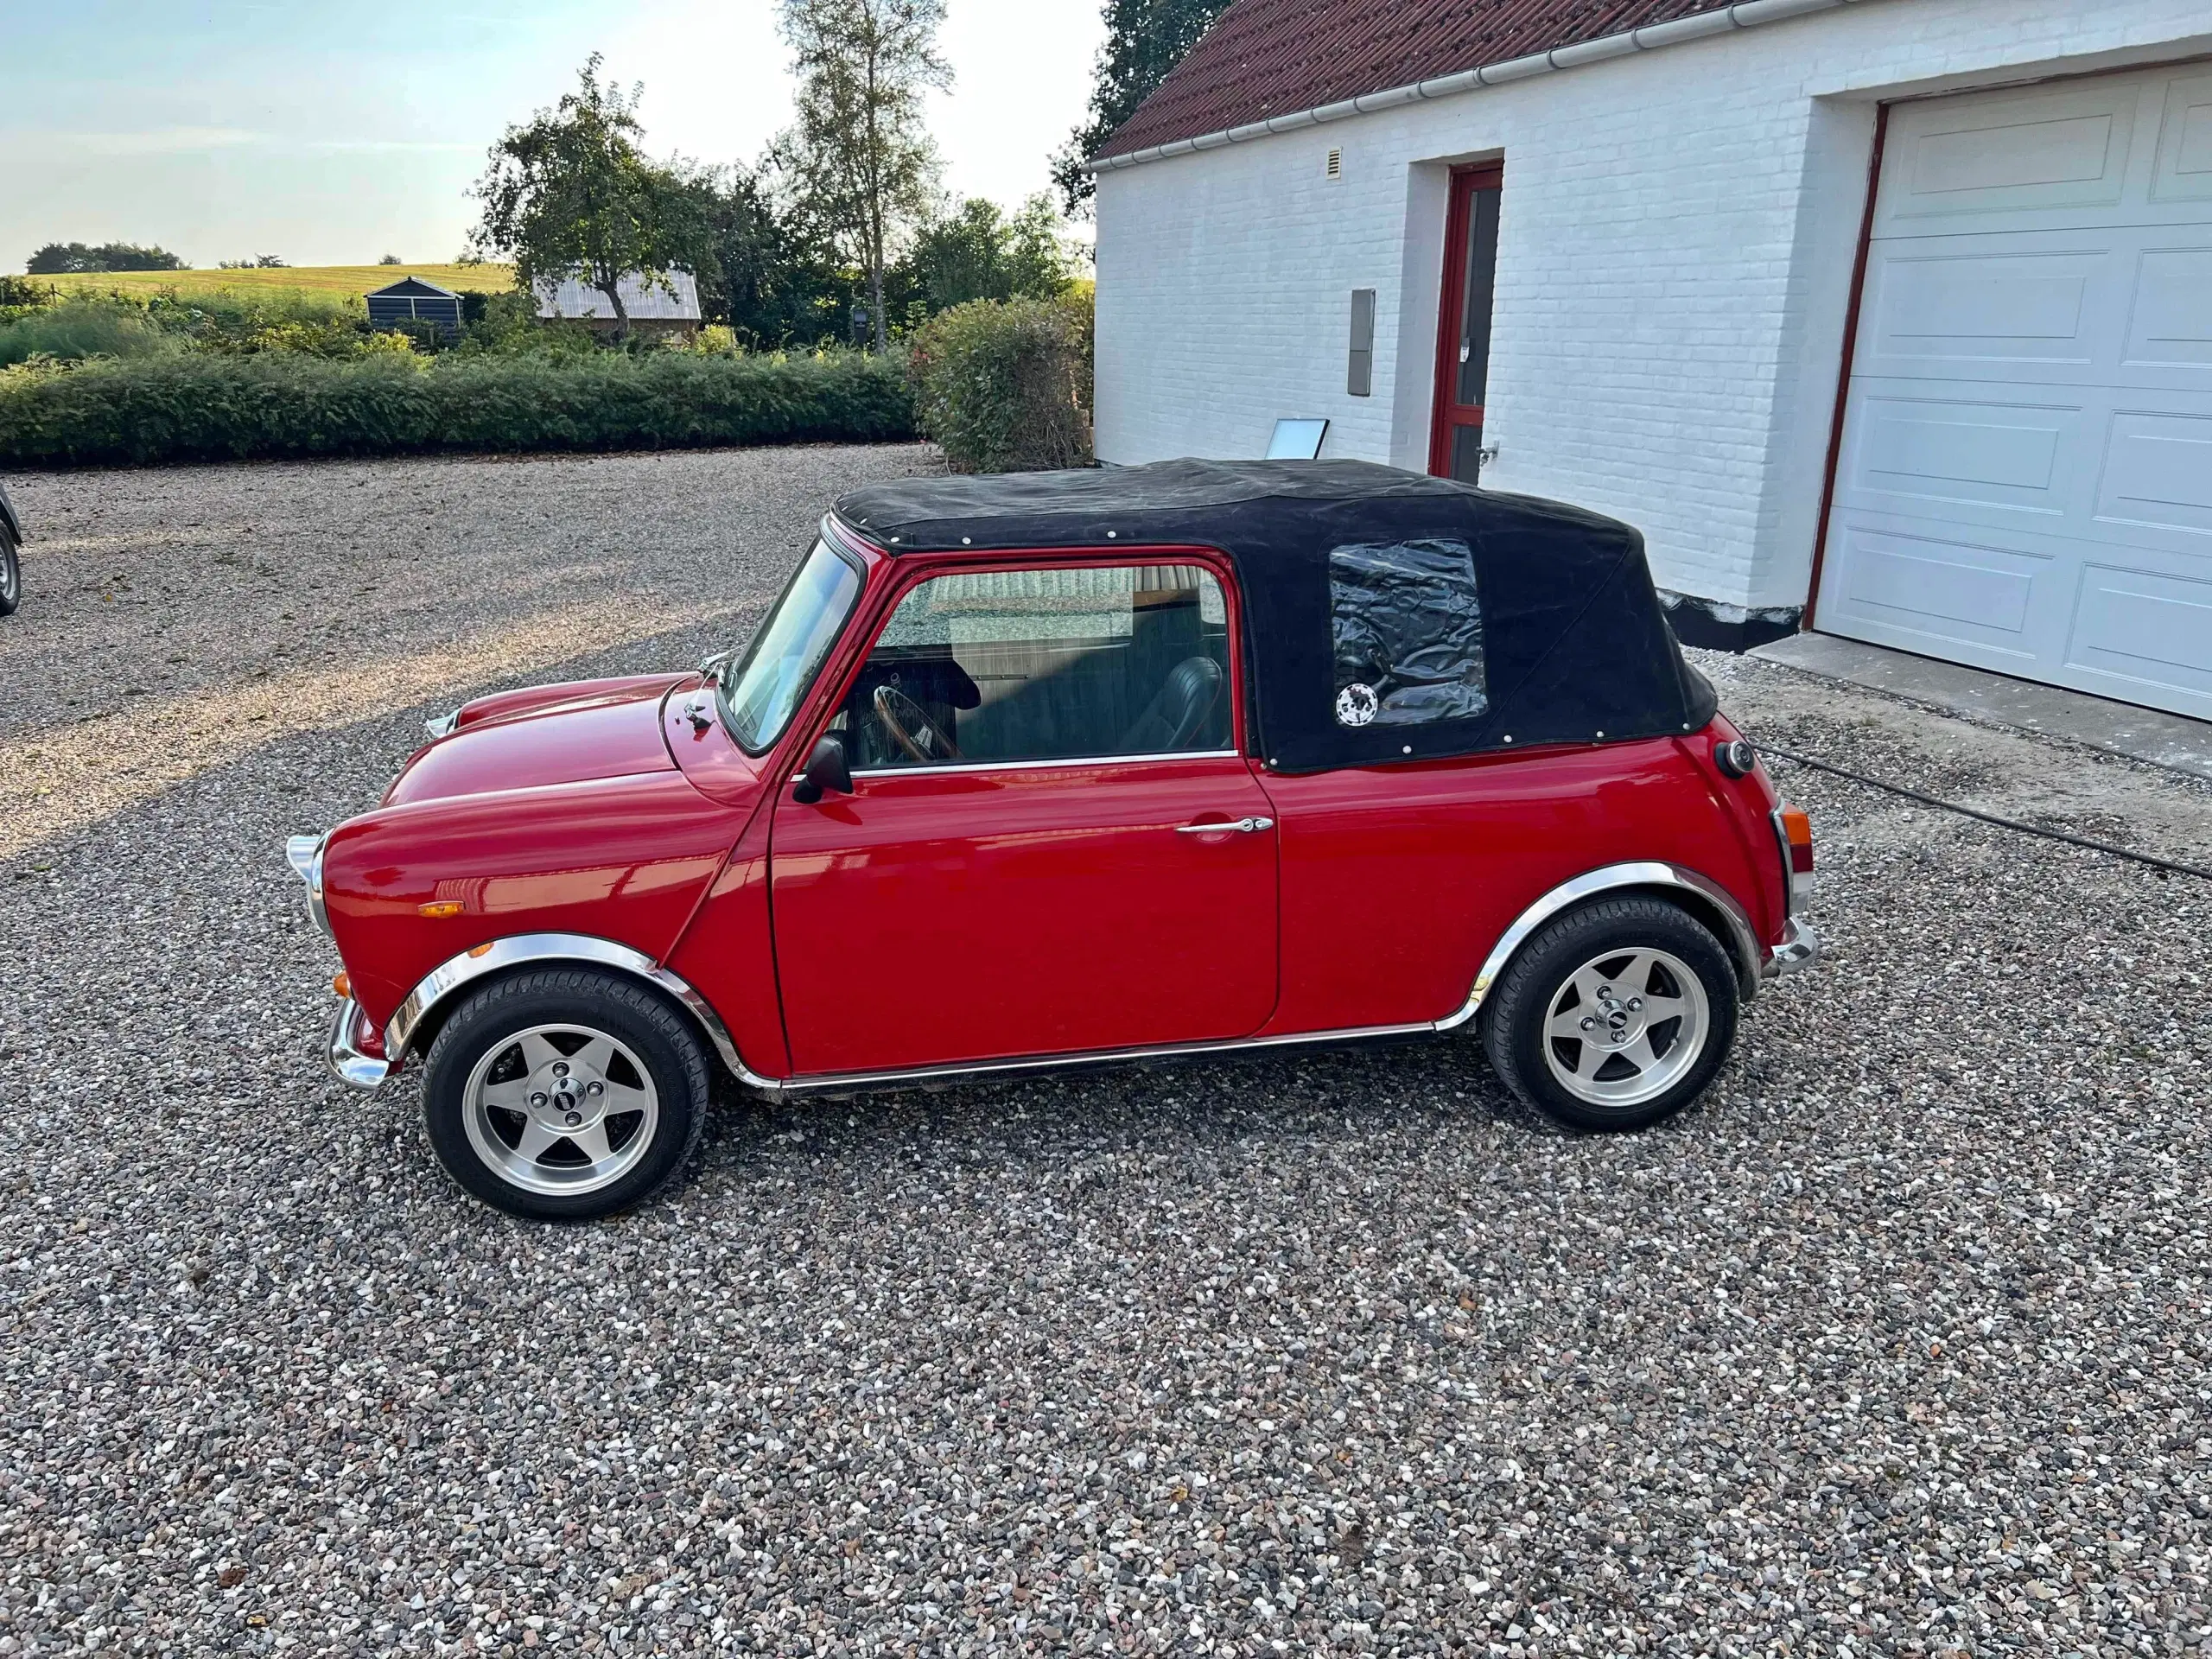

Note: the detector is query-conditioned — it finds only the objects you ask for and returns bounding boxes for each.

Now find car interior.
[831,563,1234,769]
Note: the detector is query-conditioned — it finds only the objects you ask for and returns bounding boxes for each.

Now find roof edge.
[1087,0,1869,174]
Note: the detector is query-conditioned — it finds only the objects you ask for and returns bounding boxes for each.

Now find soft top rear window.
[1329,538,1488,729]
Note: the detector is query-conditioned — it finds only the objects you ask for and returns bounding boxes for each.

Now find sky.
[0,0,1109,270]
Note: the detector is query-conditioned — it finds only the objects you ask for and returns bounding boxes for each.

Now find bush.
[0,299,180,367]
[908,294,1092,474]
[0,348,916,466]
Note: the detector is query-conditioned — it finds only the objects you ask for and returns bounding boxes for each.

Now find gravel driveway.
[2,448,2209,1656]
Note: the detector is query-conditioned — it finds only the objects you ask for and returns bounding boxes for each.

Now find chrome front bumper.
[1764,917,1821,978]
[329,997,391,1090]
[286,833,331,937]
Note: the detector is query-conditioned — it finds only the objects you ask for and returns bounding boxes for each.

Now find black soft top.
[834,460,1715,774]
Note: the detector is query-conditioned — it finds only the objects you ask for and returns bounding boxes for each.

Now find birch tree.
[775,0,948,352]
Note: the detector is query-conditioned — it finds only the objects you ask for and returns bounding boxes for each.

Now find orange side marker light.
[1779,804,1814,874]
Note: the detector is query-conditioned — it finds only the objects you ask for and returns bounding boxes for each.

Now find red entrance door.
[1428,164,1503,484]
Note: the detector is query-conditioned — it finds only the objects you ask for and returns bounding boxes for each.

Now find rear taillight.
[1774,804,1815,911]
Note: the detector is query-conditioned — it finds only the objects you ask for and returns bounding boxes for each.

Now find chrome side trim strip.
[766,1019,1440,1099]
[842,749,1240,781]
[385,933,773,1089]
[328,997,391,1090]
[1435,861,1766,1033]
[377,881,1770,1104]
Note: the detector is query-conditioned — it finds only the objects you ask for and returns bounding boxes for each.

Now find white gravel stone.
[0,448,2208,1656]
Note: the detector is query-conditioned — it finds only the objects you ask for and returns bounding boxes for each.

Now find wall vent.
[1325,147,1343,181]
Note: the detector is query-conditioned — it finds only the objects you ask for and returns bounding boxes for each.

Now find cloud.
[302,139,481,155]
[66,127,270,156]
[25,127,479,159]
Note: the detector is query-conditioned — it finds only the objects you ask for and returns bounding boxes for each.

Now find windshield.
[721,538,863,753]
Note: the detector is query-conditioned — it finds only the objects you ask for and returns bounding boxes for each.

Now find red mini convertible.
[289,461,1819,1219]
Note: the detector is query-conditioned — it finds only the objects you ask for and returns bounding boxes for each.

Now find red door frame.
[1428,162,1503,479]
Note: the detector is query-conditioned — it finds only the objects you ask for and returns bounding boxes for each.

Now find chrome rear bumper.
[1764,917,1821,977]
[329,997,391,1091]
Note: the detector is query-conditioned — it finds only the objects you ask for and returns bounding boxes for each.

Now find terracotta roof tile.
[1095,0,1725,161]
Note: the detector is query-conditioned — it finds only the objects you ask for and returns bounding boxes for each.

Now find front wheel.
[1482,896,1740,1132]
[420,968,711,1220]
[0,527,19,617]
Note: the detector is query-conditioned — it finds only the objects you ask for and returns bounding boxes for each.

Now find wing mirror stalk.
[791,734,854,804]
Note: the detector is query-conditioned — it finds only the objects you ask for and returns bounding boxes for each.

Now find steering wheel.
[873,683,963,764]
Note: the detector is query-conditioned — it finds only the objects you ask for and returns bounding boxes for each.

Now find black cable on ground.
[1759,745,2212,885]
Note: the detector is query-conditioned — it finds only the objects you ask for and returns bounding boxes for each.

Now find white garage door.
[1815,65,2212,721]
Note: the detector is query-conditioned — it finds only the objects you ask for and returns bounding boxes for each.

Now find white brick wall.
[1093,0,2212,613]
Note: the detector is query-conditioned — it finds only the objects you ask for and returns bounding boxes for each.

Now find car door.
[769,556,1279,1077]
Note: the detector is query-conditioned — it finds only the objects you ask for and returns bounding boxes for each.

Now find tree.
[378,253,403,265]
[472,55,708,342]
[1052,0,1235,212]
[896,194,1079,314]
[678,162,849,346]
[775,0,949,353]
[26,241,187,274]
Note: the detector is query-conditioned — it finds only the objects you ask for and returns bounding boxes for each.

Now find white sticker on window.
[1335,683,1379,727]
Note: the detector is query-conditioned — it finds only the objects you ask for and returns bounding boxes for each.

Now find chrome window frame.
[842,748,1242,781]
[722,537,868,759]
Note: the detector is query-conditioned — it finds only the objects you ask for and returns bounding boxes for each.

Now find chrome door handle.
[1177,816,1274,835]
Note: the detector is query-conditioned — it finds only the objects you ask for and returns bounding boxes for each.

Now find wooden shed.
[365,276,464,335]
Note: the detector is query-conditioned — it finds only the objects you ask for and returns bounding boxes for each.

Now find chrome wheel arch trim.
[1435,861,1764,1033]
[385,932,775,1089]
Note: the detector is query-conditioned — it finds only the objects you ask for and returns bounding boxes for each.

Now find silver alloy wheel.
[1540,946,1711,1108]
[461,1023,660,1198]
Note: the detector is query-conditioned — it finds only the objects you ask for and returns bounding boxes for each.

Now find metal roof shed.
[365,276,464,334]
[533,270,702,337]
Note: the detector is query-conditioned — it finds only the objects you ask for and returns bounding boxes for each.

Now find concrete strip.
[1750,632,2212,784]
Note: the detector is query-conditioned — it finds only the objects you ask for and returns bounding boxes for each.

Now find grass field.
[31,263,517,301]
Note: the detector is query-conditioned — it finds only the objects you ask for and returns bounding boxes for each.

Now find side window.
[1329,539,1488,728]
[840,563,1233,769]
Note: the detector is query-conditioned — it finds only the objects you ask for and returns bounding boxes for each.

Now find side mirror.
[791,733,854,804]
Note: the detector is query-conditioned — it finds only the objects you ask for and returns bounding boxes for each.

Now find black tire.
[420,968,711,1221]
[0,527,19,618]
[1482,895,1740,1133]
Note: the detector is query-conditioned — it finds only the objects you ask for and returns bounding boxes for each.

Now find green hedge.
[0,348,917,467]
[909,294,1092,474]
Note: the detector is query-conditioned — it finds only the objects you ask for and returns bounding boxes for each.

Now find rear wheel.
[0,526,19,617]
[1483,896,1739,1132]
[421,968,710,1220]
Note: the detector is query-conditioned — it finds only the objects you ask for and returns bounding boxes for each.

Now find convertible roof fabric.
[833,460,1715,773]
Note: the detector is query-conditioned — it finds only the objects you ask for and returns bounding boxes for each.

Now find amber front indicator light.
[332,972,351,1000]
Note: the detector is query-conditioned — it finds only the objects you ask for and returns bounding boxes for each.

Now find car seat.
[1119,656,1224,753]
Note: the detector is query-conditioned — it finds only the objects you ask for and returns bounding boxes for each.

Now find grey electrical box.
[1347,288,1376,397]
